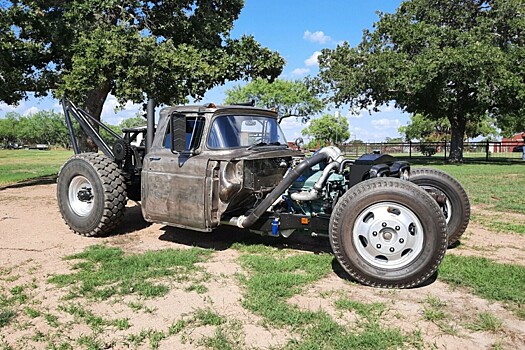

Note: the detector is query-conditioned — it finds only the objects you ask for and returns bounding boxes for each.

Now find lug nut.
[395,226,400,231]
[376,244,381,249]
[399,238,404,243]
[389,247,395,252]
[382,222,387,227]
[372,231,378,236]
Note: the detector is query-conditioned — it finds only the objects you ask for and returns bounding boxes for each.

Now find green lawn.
[420,163,525,215]
[0,149,72,185]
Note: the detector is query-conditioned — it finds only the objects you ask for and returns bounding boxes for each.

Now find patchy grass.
[439,255,525,319]
[471,213,525,235]
[48,245,212,300]
[185,283,208,294]
[236,244,413,349]
[127,329,166,349]
[0,310,16,328]
[59,303,131,332]
[0,149,71,185]
[193,308,225,326]
[466,312,503,332]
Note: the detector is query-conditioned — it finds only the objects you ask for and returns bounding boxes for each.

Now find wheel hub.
[68,176,94,217]
[353,202,424,270]
[77,187,93,202]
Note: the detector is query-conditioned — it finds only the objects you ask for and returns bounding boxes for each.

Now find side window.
[164,116,206,151]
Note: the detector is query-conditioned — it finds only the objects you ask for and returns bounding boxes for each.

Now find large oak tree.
[0,0,285,120]
[314,0,525,162]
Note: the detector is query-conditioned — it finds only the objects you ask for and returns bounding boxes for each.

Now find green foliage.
[0,111,70,147]
[224,78,324,121]
[399,114,451,142]
[1,0,284,120]
[48,245,212,300]
[399,113,499,142]
[301,112,350,146]
[315,0,525,162]
[119,115,146,129]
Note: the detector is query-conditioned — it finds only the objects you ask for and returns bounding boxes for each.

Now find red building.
[498,133,525,152]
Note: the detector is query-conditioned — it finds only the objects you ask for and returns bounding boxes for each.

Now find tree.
[120,115,147,129]
[314,0,525,162]
[399,113,499,142]
[399,114,451,142]
[224,78,324,121]
[0,113,20,146]
[301,113,350,147]
[1,1,285,123]
[385,137,403,143]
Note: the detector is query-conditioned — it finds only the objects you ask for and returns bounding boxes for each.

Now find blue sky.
[0,0,408,142]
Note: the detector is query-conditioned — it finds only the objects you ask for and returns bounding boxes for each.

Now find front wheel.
[329,178,447,288]
[57,153,127,236]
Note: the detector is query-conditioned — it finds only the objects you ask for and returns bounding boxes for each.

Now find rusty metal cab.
[141,104,299,231]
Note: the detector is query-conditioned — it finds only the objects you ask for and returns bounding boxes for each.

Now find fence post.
[409,141,412,159]
[485,141,489,161]
[444,142,447,161]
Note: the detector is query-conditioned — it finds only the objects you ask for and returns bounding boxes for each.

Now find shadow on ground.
[158,224,332,254]
[0,175,57,191]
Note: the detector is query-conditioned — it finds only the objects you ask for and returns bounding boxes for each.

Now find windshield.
[207,114,287,149]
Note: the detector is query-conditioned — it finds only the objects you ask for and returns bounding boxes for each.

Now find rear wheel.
[410,168,470,247]
[329,178,447,288]
[57,153,127,236]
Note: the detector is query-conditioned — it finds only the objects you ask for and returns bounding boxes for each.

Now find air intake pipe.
[232,147,344,228]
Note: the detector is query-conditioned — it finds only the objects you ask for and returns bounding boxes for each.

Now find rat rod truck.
[57,99,470,288]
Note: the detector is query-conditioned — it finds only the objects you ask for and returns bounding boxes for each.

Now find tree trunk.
[78,81,112,152]
[448,114,466,163]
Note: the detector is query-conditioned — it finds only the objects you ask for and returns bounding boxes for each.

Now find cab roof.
[159,103,278,118]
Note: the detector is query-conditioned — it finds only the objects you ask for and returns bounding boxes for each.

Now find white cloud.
[303,30,331,44]
[371,118,401,129]
[305,51,321,67]
[0,102,17,114]
[101,94,142,125]
[381,104,396,113]
[23,106,39,116]
[291,68,310,76]
[279,116,307,142]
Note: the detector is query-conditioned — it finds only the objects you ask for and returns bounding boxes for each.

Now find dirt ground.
[1,183,525,349]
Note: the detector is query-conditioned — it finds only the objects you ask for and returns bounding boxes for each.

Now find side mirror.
[170,113,186,154]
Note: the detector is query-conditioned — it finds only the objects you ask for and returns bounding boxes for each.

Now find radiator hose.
[233,147,343,228]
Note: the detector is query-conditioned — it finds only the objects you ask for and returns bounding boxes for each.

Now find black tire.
[57,153,127,236]
[329,178,447,288]
[410,168,470,247]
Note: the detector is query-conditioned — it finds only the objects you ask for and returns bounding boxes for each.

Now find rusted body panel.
[141,104,298,231]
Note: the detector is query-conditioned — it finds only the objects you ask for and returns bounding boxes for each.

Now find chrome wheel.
[68,176,94,217]
[353,202,424,270]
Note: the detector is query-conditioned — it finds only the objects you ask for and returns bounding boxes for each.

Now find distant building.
[498,133,525,153]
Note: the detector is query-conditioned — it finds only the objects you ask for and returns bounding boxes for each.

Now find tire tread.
[57,153,127,237]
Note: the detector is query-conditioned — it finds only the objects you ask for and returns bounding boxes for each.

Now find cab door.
[141,116,209,231]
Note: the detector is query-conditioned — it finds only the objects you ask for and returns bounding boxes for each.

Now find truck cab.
[141,104,298,231]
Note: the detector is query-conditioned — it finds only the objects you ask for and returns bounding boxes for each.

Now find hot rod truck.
[57,99,470,288]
